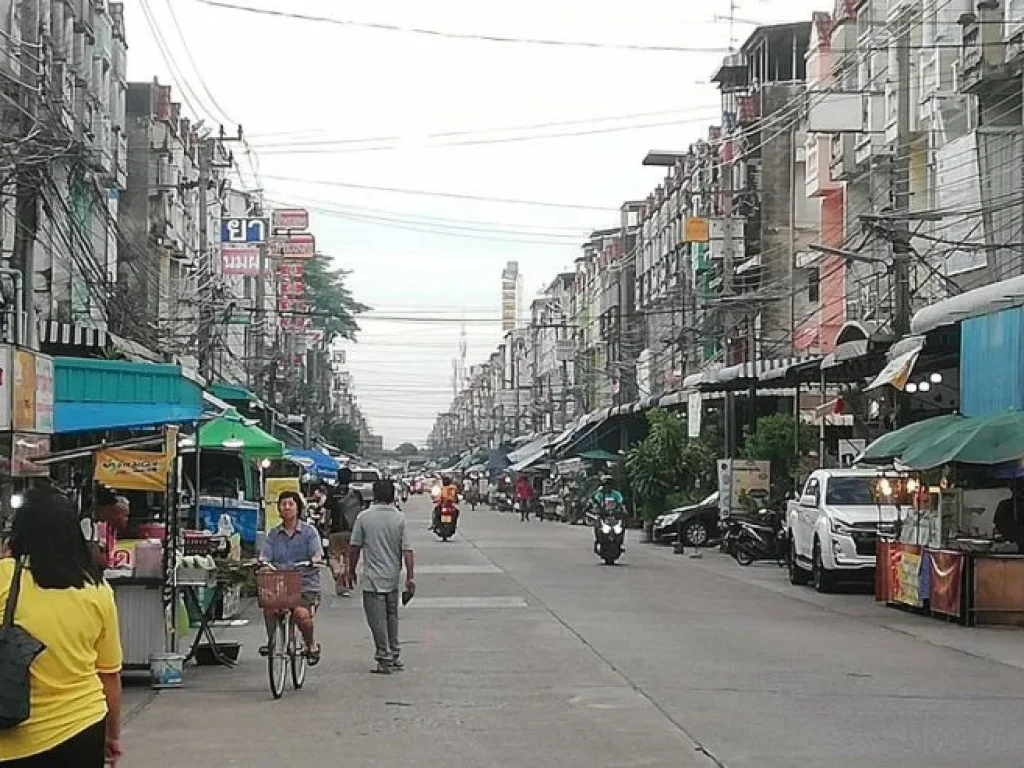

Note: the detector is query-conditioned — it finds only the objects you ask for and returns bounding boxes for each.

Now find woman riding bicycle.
[259,491,323,665]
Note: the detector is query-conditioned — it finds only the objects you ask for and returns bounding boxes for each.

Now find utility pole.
[892,16,912,340]
[13,0,42,351]
[722,137,737,459]
[196,139,212,379]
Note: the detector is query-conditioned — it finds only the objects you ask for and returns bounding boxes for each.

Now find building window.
[807,267,820,304]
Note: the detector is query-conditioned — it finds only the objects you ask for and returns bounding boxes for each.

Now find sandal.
[371,661,392,675]
[307,644,322,666]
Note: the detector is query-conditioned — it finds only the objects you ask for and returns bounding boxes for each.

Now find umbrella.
[900,410,1024,470]
[200,408,284,459]
[286,449,340,479]
[858,414,962,463]
[578,449,621,462]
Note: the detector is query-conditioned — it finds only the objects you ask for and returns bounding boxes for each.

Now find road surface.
[121,495,1024,767]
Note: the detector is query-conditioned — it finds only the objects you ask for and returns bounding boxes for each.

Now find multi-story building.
[501,261,523,332]
[529,273,576,431]
[712,21,820,364]
[119,80,231,368]
[1,0,129,346]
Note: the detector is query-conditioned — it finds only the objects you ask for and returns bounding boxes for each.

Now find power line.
[194,0,735,54]
[261,174,617,211]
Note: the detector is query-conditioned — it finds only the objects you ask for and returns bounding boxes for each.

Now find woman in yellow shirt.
[0,487,124,767]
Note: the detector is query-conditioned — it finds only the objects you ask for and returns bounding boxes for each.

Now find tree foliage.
[741,413,817,504]
[303,254,370,342]
[393,442,419,456]
[625,409,717,519]
[324,420,360,453]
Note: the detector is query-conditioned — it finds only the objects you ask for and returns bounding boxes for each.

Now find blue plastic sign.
[221,217,269,244]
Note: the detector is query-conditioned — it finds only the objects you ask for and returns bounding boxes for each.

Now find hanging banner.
[687,393,702,438]
[890,543,924,607]
[12,349,37,432]
[929,549,965,618]
[95,448,173,492]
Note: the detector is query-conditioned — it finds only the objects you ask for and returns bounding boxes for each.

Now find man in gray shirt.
[349,479,415,674]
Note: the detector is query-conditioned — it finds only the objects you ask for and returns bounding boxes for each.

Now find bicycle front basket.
[256,570,302,611]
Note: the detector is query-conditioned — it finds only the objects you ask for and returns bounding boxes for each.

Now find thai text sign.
[272,208,309,231]
[221,245,261,276]
[270,234,315,258]
[95,448,173,492]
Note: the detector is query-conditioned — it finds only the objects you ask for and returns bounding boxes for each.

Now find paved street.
[122,497,1024,768]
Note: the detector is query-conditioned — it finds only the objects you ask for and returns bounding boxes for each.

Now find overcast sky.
[125,0,823,447]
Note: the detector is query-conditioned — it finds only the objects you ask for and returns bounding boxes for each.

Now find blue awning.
[55,402,203,434]
[286,449,340,479]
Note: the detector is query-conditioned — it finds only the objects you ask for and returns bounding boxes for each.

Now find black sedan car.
[652,492,720,547]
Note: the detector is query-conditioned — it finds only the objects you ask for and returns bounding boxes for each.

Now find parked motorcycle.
[435,501,459,542]
[732,509,786,567]
[719,516,744,557]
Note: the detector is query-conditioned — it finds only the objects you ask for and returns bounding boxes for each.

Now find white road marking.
[417,564,503,575]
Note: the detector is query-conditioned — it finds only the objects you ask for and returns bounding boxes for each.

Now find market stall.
[190,408,284,543]
[862,410,1024,626]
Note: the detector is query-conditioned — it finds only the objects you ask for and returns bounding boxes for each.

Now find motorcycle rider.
[591,475,625,550]
[432,475,459,531]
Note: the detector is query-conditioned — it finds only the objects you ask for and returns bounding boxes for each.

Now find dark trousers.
[2,718,106,768]
[362,590,400,663]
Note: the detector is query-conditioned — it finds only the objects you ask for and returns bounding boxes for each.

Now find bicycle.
[255,561,316,699]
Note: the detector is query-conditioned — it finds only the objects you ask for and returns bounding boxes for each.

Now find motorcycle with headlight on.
[593,499,627,565]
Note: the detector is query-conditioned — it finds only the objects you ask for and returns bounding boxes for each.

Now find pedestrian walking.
[348,479,415,675]
[0,487,124,767]
[327,467,364,596]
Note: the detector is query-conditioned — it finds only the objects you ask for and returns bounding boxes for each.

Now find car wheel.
[788,539,810,586]
[683,520,709,547]
[812,539,836,594]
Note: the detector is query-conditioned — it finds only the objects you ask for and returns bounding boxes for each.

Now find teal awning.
[55,357,203,433]
[210,382,261,407]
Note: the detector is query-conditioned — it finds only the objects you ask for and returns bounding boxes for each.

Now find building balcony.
[806,133,840,196]
[736,94,761,125]
[958,7,1010,94]
[829,132,857,181]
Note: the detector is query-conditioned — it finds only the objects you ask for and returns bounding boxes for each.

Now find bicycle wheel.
[289,615,308,690]
[268,616,288,699]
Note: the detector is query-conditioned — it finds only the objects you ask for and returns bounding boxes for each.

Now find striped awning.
[40,321,109,348]
[683,356,814,391]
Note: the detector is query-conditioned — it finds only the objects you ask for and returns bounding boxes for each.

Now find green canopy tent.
[858,414,962,463]
[900,410,1024,470]
[859,410,1024,470]
[199,408,284,459]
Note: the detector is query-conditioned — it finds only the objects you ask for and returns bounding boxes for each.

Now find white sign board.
[717,459,771,516]
[687,392,702,438]
[35,355,54,434]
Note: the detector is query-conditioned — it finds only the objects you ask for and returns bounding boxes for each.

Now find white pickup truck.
[786,468,901,593]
